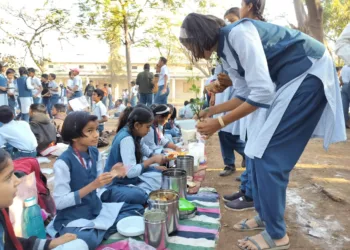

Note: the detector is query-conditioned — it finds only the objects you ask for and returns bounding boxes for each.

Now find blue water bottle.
[23,197,46,239]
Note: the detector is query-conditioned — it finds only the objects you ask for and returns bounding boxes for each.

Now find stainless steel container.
[161,169,187,199]
[176,155,194,177]
[148,190,179,234]
[144,210,168,250]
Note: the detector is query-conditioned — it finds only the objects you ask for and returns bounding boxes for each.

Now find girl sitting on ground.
[0,148,88,250]
[164,104,181,141]
[141,104,182,153]
[104,107,167,202]
[53,111,144,250]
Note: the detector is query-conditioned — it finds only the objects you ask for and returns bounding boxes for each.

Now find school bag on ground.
[13,157,56,216]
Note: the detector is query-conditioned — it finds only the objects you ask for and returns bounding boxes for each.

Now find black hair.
[144,63,150,70]
[224,7,240,19]
[41,74,49,80]
[0,105,14,124]
[336,66,342,72]
[170,107,177,120]
[117,107,134,133]
[49,73,56,80]
[104,83,107,87]
[30,104,47,114]
[6,68,15,75]
[180,13,225,61]
[69,71,73,77]
[211,68,215,75]
[190,98,195,103]
[109,84,112,87]
[0,149,11,173]
[184,101,189,106]
[127,107,154,163]
[243,0,266,21]
[150,104,158,110]
[53,103,66,113]
[131,81,136,85]
[93,89,104,99]
[90,80,93,83]
[167,104,174,114]
[160,57,168,65]
[19,67,28,76]
[153,104,170,118]
[61,111,98,145]
[0,62,8,72]
[116,99,123,103]
[28,68,36,74]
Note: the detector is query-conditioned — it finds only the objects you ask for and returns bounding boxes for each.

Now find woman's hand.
[49,233,77,249]
[152,154,166,165]
[217,73,232,87]
[111,163,127,178]
[196,118,221,137]
[195,108,211,121]
[155,166,167,171]
[93,172,113,188]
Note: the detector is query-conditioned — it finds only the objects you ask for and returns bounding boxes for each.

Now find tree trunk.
[123,15,132,93]
[305,0,324,43]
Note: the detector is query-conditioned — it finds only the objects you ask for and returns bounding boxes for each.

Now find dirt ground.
[41,118,350,250]
[204,130,350,250]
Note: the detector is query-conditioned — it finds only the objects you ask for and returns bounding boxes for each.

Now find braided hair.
[127,107,154,163]
[244,0,266,21]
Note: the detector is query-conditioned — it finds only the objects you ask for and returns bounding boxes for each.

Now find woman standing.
[0,62,9,106]
[179,9,346,250]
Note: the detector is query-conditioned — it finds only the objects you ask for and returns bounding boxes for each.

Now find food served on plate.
[149,192,177,202]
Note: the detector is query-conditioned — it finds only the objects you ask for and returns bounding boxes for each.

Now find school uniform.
[217,19,346,239]
[155,65,170,104]
[17,75,34,122]
[7,78,17,115]
[53,146,144,250]
[141,124,170,153]
[93,101,107,134]
[0,74,8,106]
[49,81,60,118]
[104,127,160,202]
[30,76,42,104]
[340,65,350,125]
[0,120,37,159]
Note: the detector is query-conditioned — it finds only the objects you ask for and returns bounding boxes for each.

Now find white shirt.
[158,65,169,86]
[72,75,83,91]
[30,76,42,97]
[184,104,194,119]
[49,81,59,95]
[0,120,37,151]
[116,103,126,113]
[131,86,138,96]
[25,78,34,90]
[7,79,16,96]
[341,65,350,83]
[93,101,107,125]
[335,23,350,64]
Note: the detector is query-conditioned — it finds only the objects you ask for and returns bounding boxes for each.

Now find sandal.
[238,230,290,250]
[233,215,266,232]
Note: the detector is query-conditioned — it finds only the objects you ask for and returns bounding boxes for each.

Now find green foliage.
[188,76,205,119]
[323,0,350,42]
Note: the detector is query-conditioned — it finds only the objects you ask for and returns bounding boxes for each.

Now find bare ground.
[204,130,350,250]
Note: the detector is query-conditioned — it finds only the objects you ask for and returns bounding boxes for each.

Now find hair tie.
[155,107,170,115]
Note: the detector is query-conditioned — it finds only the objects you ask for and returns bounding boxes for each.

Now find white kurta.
[222,21,346,159]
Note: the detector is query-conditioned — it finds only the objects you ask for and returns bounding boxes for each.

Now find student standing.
[17,67,33,122]
[155,57,170,104]
[68,69,83,99]
[41,74,51,113]
[6,69,17,115]
[92,89,108,135]
[0,62,9,107]
[130,81,138,107]
[84,80,95,108]
[28,68,43,104]
[53,111,142,249]
[102,84,108,106]
[181,10,346,250]
[48,73,60,118]
[136,63,154,106]
[0,106,37,159]
[108,84,113,109]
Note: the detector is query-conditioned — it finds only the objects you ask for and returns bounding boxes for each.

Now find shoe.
[241,158,246,168]
[225,196,254,211]
[223,190,245,202]
[219,166,236,177]
[235,176,241,182]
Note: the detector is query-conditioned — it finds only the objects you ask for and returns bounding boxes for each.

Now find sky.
[0,0,298,65]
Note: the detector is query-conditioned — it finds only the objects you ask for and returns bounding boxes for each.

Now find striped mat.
[97,187,221,250]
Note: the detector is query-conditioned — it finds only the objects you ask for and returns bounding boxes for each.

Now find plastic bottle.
[22,197,46,239]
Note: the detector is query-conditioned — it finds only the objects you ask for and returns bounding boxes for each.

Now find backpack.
[13,157,56,216]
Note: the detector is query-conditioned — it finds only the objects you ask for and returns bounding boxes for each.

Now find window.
[132,66,138,70]
[79,65,84,69]
[48,65,53,69]
[101,65,107,69]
